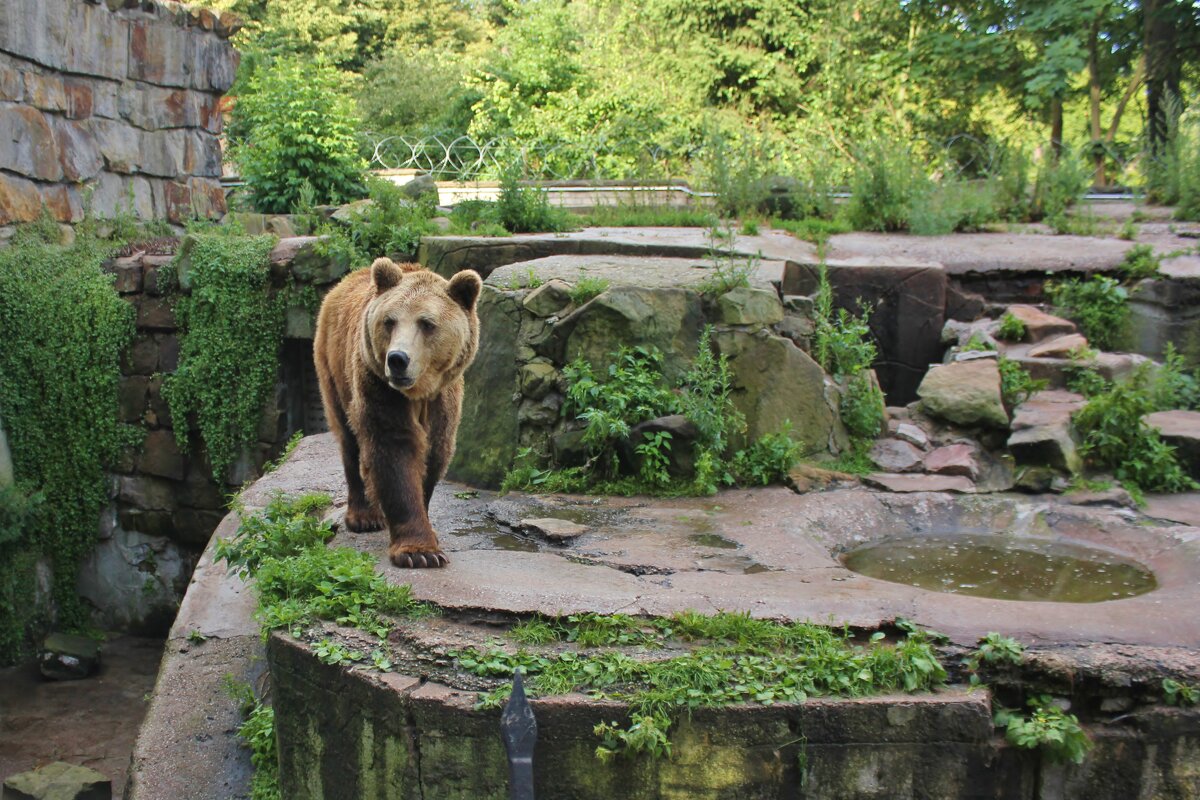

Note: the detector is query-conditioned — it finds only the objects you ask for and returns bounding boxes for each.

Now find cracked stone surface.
[219,433,1199,650]
[129,433,1200,798]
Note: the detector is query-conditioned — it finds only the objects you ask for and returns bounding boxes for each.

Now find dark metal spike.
[501,669,537,800]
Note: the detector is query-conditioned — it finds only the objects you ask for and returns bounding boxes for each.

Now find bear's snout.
[386,350,411,380]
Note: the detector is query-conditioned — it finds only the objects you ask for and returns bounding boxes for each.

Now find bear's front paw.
[344,506,386,532]
[389,547,449,569]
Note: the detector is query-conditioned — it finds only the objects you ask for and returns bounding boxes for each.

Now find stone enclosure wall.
[0,0,237,235]
[82,236,338,629]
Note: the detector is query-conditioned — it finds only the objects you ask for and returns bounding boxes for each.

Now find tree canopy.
[218,0,1200,187]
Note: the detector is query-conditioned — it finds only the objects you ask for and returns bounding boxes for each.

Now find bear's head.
[361,258,482,399]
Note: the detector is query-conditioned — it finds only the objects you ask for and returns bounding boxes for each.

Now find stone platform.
[130,434,1200,799]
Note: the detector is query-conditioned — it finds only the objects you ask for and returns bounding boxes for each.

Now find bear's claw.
[344,508,386,532]
[390,551,449,569]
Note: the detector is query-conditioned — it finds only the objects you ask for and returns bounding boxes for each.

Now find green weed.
[998,357,1047,411]
[995,695,1092,765]
[996,312,1027,342]
[1163,678,1198,707]
[730,423,803,486]
[839,373,886,441]
[568,277,610,304]
[1118,244,1161,281]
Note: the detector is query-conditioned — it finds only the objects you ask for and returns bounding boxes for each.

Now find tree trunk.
[1050,96,1064,161]
[1088,13,1105,187]
[1145,0,1182,152]
[1107,56,1145,144]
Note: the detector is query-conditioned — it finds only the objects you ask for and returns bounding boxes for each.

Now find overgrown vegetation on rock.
[1070,362,1197,495]
[1045,275,1130,352]
[502,329,800,496]
[0,218,139,662]
[163,233,286,481]
[457,611,946,760]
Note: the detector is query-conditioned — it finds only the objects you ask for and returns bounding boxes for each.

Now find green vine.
[164,233,283,481]
[0,226,137,661]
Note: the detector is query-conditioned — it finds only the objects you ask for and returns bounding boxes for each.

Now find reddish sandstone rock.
[1004,305,1077,343]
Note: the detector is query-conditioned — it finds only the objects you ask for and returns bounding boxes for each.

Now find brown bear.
[314,257,482,568]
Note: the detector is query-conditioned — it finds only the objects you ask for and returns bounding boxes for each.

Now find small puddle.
[689,533,739,549]
[841,533,1156,602]
[491,533,539,552]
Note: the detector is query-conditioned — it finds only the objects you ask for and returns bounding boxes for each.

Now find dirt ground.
[0,635,165,796]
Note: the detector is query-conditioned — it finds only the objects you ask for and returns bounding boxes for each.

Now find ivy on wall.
[0,225,137,662]
[164,233,284,481]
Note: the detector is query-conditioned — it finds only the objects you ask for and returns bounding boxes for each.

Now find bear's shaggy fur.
[314,258,482,568]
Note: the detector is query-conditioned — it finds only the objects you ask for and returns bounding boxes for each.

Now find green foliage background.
[212,0,1197,193]
[0,231,136,661]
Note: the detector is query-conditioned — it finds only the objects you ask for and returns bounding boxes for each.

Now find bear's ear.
[447,270,482,311]
[372,258,404,293]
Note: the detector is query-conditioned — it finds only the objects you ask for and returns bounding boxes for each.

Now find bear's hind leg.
[330,406,385,532]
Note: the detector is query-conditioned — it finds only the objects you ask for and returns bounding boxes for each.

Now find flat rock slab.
[823,231,1137,275]
[2,762,110,800]
[237,434,1200,649]
[519,517,588,541]
[486,254,783,292]
[862,473,977,494]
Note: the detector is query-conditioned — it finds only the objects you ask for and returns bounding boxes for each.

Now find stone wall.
[80,236,337,630]
[0,0,237,236]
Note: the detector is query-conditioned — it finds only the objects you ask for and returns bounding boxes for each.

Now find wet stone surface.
[275,432,1200,650]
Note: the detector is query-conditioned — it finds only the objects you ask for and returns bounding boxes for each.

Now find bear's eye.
[382,318,395,332]
[418,318,438,334]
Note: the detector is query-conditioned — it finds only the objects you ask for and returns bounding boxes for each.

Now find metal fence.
[363,131,1142,195]
[363,132,694,183]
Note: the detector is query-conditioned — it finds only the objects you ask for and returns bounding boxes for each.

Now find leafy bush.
[996,312,1027,342]
[1072,367,1197,494]
[1118,244,1161,281]
[0,227,136,659]
[1032,151,1088,225]
[335,177,440,259]
[846,141,928,232]
[996,696,1092,765]
[1163,678,1199,707]
[231,56,367,214]
[908,178,1001,236]
[1045,275,1129,352]
[505,329,806,495]
[731,424,802,486]
[1146,105,1200,221]
[164,233,285,480]
[840,372,885,440]
[358,48,478,139]
[236,698,280,800]
[494,166,572,233]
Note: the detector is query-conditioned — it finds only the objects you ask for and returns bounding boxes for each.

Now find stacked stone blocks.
[0,0,238,232]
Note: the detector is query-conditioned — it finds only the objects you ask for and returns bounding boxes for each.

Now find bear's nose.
[386,350,410,375]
